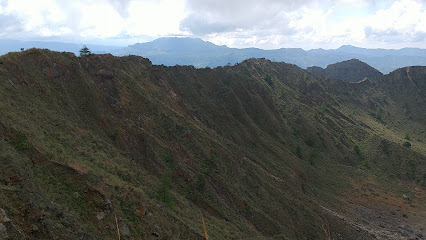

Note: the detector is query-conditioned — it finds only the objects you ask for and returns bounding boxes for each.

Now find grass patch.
[404,133,410,141]
[304,135,314,147]
[156,171,173,207]
[9,131,30,151]
[353,144,361,155]
[295,146,303,159]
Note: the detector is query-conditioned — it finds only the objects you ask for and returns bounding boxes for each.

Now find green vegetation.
[304,135,314,147]
[402,141,412,148]
[321,102,326,113]
[156,171,173,207]
[79,45,92,57]
[404,133,410,141]
[308,152,318,165]
[360,159,371,169]
[353,144,360,155]
[264,73,273,86]
[196,174,206,194]
[9,131,30,151]
[165,153,174,169]
[293,127,301,135]
[0,49,424,239]
[374,108,383,122]
[295,146,303,159]
[112,129,120,140]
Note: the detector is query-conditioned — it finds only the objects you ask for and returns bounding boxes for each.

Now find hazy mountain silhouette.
[112,37,426,73]
[1,37,426,73]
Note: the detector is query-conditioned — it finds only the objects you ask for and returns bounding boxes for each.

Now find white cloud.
[202,0,426,49]
[79,2,125,38]
[0,0,424,49]
[0,0,186,41]
[126,0,186,36]
[365,0,425,42]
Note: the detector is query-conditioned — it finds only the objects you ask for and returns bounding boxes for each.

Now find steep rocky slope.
[307,59,383,82]
[0,49,425,239]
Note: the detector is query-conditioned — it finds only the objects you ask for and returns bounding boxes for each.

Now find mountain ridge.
[0,49,425,239]
[2,37,426,74]
[306,59,384,82]
[111,37,426,73]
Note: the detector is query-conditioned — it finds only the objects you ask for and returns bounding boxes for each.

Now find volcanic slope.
[0,49,425,239]
[306,58,384,82]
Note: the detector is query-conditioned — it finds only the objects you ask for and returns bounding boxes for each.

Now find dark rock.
[157,202,167,209]
[31,224,39,233]
[121,223,130,237]
[0,223,6,232]
[152,231,160,238]
[0,208,10,223]
[96,69,115,79]
[96,212,105,220]
[0,223,7,239]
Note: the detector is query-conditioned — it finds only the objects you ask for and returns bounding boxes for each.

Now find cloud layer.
[0,0,424,49]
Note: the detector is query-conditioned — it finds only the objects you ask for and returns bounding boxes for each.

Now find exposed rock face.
[307,59,383,82]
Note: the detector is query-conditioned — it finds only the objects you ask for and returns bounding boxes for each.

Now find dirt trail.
[406,67,420,91]
[243,157,283,182]
[320,205,407,240]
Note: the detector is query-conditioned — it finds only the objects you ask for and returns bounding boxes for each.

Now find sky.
[0,0,425,50]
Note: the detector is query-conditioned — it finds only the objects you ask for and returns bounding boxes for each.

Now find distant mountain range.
[1,37,426,73]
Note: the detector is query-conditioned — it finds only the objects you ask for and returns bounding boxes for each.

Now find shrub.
[321,102,326,113]
[112,130,119,141]
[304,135,314,147]
[308,152,318,165]
[293,128,301,136]
[360,160,371,169]
[295,146,303,159]
[374,108,383,122]
[165,154,174,169]
[196,174,206,194]
[404,134,410,141]
[402,141,411,148]
[156,171,173,207]
[264,74,273,86]
[353,144,360,155]
[10,131,30,151]
[210,154,218,163]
